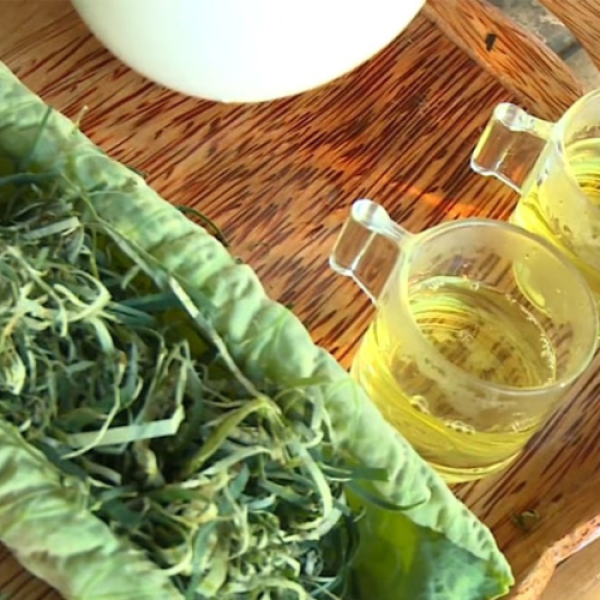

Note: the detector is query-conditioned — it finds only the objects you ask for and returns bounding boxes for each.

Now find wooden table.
[2,2,600,599]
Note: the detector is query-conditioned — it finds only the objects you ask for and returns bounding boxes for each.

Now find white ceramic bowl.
[71,0,424,103]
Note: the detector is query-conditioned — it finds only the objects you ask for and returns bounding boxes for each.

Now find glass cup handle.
[329,199,413,303]
[471,103,555,193]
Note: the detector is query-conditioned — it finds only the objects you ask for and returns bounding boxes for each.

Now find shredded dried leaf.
[0,165,366,599]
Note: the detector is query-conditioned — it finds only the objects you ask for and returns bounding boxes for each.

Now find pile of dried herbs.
[0,168,368,599]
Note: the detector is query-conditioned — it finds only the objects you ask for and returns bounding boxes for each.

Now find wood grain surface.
[423,0,583,120]
[0,2,599,600]
[538,0,600,72]
[541,538,600,600]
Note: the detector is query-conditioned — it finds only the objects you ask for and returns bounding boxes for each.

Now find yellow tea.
[331,199,598,483]
[352,276,557,481]
[512,138,600,299]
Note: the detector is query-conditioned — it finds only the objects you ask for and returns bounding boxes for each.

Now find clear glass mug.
[472,91,600,304]
[330,199,598,483]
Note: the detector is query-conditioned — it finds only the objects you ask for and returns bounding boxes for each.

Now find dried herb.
[0,171,364,599]
[512,509,541,533]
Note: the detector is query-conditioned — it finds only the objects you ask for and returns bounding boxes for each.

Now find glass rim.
[553,88,600,196]
[394,217,599,397]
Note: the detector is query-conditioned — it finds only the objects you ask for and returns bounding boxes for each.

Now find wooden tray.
[1,2,600,599]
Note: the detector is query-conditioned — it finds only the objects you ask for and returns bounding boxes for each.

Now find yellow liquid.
[512,138,600,299]
[352,276,558,482]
